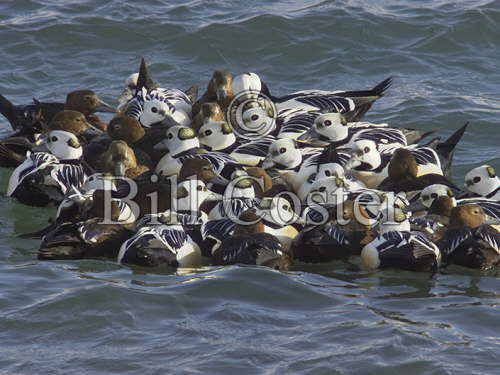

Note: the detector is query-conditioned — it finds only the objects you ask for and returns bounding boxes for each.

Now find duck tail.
[403,128,437,145]
[342,77,393,122]
[0,94,18,130]
[371,76,393,97]
[136,57,158,92]
[18,222,58,239]
[436,122,469,177]
[184,85,198,103]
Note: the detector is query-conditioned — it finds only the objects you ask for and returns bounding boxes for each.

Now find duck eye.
[364,146,370,153]
[324,170,331,177]
[279,147,286,154]
[431,193,437,199]
[51,136,58,142]
[151,107,158,113]
[251,114,259,121]
[473,176,481,183]
[319,186,326,192]
[114,124,121,130]
[197,185,203,191]
[167,133,173,139]
[282,204,289,210]
[205,130,212,136]
[324,120,332,126]
[76,118,81,122]
[202,166,210,171]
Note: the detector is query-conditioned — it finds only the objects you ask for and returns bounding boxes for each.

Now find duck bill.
[95,98,117,113]
[484,218,500,226]
[31,142,50,153]
[204,191,223,201]
[153,139,169,152]
[114,162,126,177]
[261,156,275,170]
[404,201,427,213]
[83,122,103,137]
[216,86,228,103]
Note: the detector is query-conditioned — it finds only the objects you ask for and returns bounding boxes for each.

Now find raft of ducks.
[0,58,499,272]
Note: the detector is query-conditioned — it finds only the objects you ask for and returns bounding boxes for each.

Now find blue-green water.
[1,1,500,373]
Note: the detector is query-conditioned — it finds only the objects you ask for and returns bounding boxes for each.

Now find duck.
[255,195,303,249]
[0,89,115,134]
[95,140,150,179]
[19,173,136,239]
[409,195,456,243]
[117,220,202,268]
[345,140,443,189]
[361,194,441,272]
[155,125,241,182]
[462,165,500,200]
[192,102,225,131]
[437,204,500,269]
[192,70,234,115]
[123,58,195,128]
[296,145,355,202]
[83,115,154,171]
[0,106,108,169]
[292,200,375,263]
[7,130,87,206]
[38,216,133,260]
[198,120,275,166]
[407,183,500,223]
[212,210,292,270]
[262,138,350,193]
[202,174,259,221]
[377,148,458,198]
[231,72,392,121]
[299,112,407,151]
[117,179,219,268]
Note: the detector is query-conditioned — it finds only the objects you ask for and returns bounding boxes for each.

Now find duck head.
[313,112,348,141]
[346,140,381,171]
[224,173,256,199]
[244,167,273,198]
[198,121,236,151]
[102,140,138,177]
[306,175,346,205]
[49,110,102,137]
[427,195,456,217]
[208,70,233,107]
[262,138,302,170]
[378,193,411,233]
[178,158,217,184]
[421,184,456,209]
[175,180,221,211]
[65,90,116,115]
[256,196,302,226]
[45,130,83,160]
[449,204,486,229]
[201,102,225,123]
[107,115,145,144]
[234,210,265,235]
[155,125,199,156]
[387,148,418,179]
[241,101,275,136]
[464,165,499,197]
[232,72,262,97]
